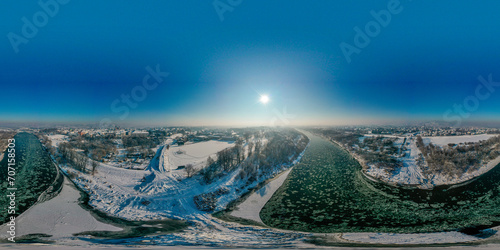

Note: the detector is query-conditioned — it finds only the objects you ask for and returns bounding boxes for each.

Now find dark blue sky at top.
[1,0,500,126]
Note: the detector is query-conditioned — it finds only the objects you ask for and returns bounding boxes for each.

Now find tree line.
[58,142,100,175]
[193,128,309,211]
[200,129,309,184]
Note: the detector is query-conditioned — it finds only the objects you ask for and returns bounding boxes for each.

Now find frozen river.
[261,131,500,237]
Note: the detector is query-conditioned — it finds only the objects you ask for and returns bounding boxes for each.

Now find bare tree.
[244,131,252,141]
[247,141,254,156]
[254,139,262,157]
[75,153,89,173]
[206,156,215,167]
[217,148,235,171]
[91,160,99,176]
[185,164,195,178]
[91,148,106,161]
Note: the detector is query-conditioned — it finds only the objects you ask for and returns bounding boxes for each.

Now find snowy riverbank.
[230,168,292,224]
[363,134,500,189]
[0,176,121,239]
[228,137,309,224]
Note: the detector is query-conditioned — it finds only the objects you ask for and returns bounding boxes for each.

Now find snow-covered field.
[159,140,233,174]
[422,134,497,147]
[48,134,68,147]
[0,177,121,239]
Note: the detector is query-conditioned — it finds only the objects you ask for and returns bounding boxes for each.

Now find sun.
[259,95,270,104]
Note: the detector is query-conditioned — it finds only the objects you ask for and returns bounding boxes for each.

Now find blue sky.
[1,0,500,126]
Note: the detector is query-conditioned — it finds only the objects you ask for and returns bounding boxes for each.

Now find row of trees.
[122,135,164,161]
[200,129,309,184]
[66,136,117,162]
[311,128,362,148]
[201,139,245,183]
[36,133,55,154]
[35,132,102,176]
[361,136,399,155]
[193,129,309,213]
[59,142,99,175]
[122,135,157,148]
[125,147,155,158]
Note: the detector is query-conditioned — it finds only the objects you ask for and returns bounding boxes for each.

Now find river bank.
[229,167,294,224]
[314,131,500,190]
[0,176,122,240]
[0,132,188,243]
[361,156,500,190]
[260,131,500,237]
[0,133,60,225]
[214,136,310,226]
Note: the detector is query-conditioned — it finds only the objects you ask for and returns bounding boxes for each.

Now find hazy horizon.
[2,118,500,130]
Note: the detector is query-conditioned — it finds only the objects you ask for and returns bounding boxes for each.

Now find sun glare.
[260,95,269,104]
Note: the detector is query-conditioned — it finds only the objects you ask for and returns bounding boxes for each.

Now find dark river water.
[261,131,500,234]
[0,132,59,224]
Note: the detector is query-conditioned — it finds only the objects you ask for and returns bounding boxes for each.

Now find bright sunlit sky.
[2,0,500,127]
